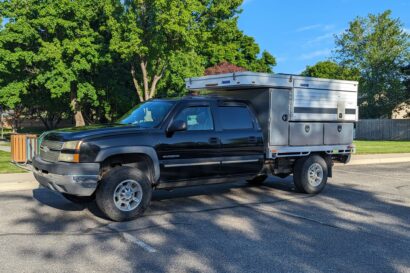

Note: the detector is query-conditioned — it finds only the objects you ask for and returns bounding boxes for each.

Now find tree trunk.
[11,107,22,133]
[140,61,150,101]
[39,116,50,130]
[130,60,167,102]
[131,64,145,102]
[70,83,85,127]
[149,65,166,98]
[73,106,85,127]
[12,116,18,133]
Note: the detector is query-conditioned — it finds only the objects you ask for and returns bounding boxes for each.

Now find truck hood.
[43,124,149,142]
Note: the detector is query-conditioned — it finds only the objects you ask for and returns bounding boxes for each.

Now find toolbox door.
[324,123,354,145]
[269,89,290,146]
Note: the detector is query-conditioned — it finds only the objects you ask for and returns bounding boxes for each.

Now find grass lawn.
[354,140,410,154]
[0,151,27,174]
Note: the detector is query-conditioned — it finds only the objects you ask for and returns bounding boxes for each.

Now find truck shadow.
[32,189,85,212]
[151,175,294,201]
[2,170,409,272]
[31,176,295,218]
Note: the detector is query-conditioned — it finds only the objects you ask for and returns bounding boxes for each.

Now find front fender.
[95,146,160,182]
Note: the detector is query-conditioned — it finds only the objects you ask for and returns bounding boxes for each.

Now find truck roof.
[185,71,358,91]
[154,95,246,103]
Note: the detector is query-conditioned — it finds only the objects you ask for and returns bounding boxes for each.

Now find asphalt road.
[0,163,409,273]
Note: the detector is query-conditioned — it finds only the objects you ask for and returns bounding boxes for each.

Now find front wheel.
[293,155,328,194]
[96,167,152,222]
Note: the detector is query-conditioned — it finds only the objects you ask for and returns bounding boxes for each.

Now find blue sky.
[238,0,410,74]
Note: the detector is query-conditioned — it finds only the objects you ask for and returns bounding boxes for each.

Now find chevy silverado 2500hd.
[33,72,357,221]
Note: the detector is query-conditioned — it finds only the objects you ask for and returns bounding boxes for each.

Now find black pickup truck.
[33,96,334,221]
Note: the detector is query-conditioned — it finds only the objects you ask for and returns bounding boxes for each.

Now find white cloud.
[305,33,334,45]
[300,49,332,60]
[304,29,345,47]
[296,24,322,32]
[296,24,334,32]
[242,0,254,5]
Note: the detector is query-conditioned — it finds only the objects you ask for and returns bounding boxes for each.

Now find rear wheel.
[62,193,94,204]
[293,155,328,194]
[96,166,152,222]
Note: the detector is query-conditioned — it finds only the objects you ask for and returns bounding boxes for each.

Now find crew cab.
[33,72,357,221]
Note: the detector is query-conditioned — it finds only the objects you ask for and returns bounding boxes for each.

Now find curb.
[339,153,410,166]
[346,157,410,166]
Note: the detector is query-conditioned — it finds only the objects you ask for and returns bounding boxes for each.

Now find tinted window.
[119,101,175,128]
[219,106,254,130]
[175,106,214,131]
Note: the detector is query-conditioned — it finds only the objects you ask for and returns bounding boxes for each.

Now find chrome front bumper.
[32,156,100,196]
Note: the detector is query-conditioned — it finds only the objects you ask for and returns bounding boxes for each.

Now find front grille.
[40,149,60,162]
[40,140,63,162]
[41,140,64,150]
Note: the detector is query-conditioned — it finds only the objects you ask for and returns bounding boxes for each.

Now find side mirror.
[167,120,187,134]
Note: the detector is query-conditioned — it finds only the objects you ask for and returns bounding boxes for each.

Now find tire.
[247,174,268,185]
[62,193,94,204]
[293,155,328,194]
[96,166,152,222]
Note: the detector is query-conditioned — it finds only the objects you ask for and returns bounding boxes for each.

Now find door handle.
[209,137,220,144]
[248,136,257,143]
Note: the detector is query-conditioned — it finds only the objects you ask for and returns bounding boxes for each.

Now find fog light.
[58,153,79,163]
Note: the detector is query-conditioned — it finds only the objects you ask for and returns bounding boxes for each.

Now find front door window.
[174,106,214,131]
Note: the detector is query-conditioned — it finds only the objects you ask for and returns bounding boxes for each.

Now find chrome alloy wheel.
[113,180,143,211]
[307,163,323,187]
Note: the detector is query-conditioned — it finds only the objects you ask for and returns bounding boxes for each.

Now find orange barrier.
[10,134,38,163]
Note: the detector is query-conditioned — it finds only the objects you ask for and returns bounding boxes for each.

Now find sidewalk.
[0,142,11,152]
[0,173,38,192]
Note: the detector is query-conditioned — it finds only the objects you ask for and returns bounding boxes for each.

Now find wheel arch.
[310,152,333,178]
[95,147,160,183]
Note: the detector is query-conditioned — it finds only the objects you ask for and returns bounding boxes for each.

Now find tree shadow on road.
[1,172,409,272]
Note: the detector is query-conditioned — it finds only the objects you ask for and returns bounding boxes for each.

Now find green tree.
[301,61,360,81]
[1,0,276,129]
[106,0,201,102]
[334,10,410,118]
[399,65,410,118]
[107,0,276,101]
[196,1,276,72]
[0,0,117,127]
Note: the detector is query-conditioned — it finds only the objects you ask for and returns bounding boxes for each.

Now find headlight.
[62,141,82,150]
[59,140,82,163]
[58,153,79,163]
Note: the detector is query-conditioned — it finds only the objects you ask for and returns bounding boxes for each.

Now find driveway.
[0,163,409,273]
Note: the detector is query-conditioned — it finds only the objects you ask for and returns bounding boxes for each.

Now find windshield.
[118,101,175,128]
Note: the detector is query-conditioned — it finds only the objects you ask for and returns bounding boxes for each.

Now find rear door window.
[218,106,254,130]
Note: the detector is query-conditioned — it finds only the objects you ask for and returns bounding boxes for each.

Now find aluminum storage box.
[186,72,358,157]
[324,123,354,145]
[187,72,358,122]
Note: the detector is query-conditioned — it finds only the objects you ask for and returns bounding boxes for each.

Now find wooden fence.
[355,119,410,140]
